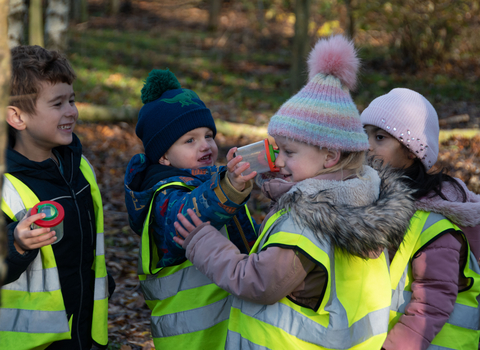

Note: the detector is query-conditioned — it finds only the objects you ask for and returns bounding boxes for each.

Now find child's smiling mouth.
[58,123,74,131]
[198,154,212,163]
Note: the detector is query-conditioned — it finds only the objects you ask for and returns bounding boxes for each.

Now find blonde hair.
[316,151,366,177]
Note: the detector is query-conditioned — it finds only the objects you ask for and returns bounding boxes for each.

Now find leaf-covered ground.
[76,122,479,349]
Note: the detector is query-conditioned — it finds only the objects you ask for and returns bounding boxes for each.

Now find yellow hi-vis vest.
[226,210,391,350]
[0,156,109,350]
[389,210,480,350]
[138,182,256,350]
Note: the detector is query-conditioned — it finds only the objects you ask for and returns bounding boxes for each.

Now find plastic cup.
[31,201,65,244]
[235,139,279,176]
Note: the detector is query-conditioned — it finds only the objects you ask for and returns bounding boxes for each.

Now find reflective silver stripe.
[391,266,409,313]
[395,290,479,330]
[2,176,27,220]
[427,345,452,350]
[141,265,213,301]
[94,275,108,300]
[151,295,233,337]
[231,298,389,349]
[226,330,269,350]
[1,254,60,292]
[422,212,447,232]
[0,308,69,333]
[96,232,105,256]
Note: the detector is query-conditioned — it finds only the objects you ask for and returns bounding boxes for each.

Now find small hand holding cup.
[14,209,57,254]
[173,208,209,247]
[226,147,257,192]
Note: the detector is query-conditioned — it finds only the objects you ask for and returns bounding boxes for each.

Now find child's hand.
[173,209,209,247]
[13,209,57,254]
[226,147,257,192]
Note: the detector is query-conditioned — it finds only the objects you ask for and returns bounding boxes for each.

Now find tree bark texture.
[45,0,69,52]
[108,0,120,15]
[7,0,27,48]
[29,0,44,47]
[207,0,222,31]
[290,0,310,93]
[0,0,10,289]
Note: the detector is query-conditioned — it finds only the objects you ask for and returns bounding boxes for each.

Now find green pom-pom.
[141,69,181,104]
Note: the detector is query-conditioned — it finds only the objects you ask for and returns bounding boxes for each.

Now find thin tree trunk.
[290,0,310,93]
[7,0,27,48]
[0,0,10,289]
[108,0,121,16]
[345,0,355,39]
[71,0,88,23]
[45,0,69,52]
[207,0,222,32]
[28,0,44,47]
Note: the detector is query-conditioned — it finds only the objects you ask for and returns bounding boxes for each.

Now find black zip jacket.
[3,134,114,350]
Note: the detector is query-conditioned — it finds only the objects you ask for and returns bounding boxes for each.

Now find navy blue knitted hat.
[135,69,217,163]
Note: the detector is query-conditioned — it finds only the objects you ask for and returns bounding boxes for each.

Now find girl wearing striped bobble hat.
[173,35,415,349]
[362,89,480,350]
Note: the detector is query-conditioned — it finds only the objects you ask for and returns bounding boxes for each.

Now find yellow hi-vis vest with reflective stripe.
[226,210,391,350]
[0,156,109,350]
[389,210,480,350]
[138,182,256,350]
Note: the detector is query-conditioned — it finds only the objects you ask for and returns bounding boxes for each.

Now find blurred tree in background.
[355,0,479,69]
[0,0,9,291]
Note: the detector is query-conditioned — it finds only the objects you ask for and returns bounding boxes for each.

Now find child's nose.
[274,154,284,168]
[199,139,210,150]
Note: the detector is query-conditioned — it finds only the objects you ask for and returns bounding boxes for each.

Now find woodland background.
[0,0,480,349]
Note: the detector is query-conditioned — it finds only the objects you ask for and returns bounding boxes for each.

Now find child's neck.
[13,141,55,163]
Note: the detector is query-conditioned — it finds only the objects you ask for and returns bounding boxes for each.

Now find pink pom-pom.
[307,35,359,90]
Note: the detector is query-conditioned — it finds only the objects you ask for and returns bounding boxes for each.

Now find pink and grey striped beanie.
[360,88,439,170]
[268,35,369,152]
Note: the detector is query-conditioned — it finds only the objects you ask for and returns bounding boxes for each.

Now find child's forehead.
[37,81,75,101]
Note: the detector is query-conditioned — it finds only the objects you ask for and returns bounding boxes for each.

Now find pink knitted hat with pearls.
[360,88,439,170]
[268,35,369,152]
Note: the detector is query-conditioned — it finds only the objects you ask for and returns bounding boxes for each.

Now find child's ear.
[324,149,341,169]
[159,155,171,166]
[6,106,27,131]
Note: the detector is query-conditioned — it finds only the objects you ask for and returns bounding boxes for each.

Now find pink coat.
[384,179,480,350]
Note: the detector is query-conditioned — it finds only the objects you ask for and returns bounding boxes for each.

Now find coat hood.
[416,178,480,228]
[274,166,416,259]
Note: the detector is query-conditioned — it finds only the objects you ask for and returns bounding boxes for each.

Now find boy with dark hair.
[124,69,258,349]
[0,45,114,350]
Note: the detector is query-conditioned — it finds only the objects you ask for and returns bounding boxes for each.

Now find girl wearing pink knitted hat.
[362,88,480,350]
[170,35,416,349]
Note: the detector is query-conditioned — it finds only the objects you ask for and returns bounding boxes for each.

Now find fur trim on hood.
[275,166,416,259]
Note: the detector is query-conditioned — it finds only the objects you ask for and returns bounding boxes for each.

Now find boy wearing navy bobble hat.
[124,69,258,349]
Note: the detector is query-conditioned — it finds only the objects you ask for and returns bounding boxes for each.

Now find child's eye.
[205,134,213,139]
[69,100,75,105]
[186,138,194,143]
[54,102,62,107]
[376,135,385,141]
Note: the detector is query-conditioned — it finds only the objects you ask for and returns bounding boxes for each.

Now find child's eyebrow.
[47,92,75,103]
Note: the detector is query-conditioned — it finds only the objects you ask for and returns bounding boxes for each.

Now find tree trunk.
[108,0,121,16]
[207,0,222,32]
[0,0,10,289]
[344,0,355,39]
[290,0,310,93]
[28,0,43,47]
[71,0,88,23]
[7,0,27,48]
[45,0,69,52]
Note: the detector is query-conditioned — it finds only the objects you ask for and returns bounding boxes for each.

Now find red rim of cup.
[31,201,65,227]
